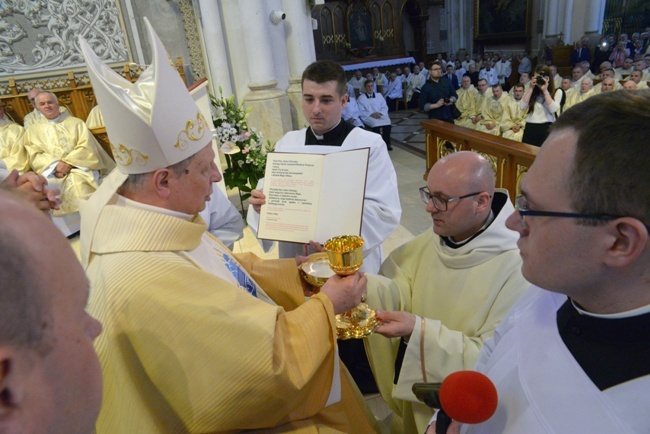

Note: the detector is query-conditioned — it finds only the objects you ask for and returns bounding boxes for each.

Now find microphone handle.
[436,409,452,434]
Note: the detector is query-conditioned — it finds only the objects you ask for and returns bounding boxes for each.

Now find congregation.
[344,32,650,147]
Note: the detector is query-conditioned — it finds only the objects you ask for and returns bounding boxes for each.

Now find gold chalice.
[323,235,381,340]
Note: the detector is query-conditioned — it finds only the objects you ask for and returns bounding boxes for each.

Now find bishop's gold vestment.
[84,202,381,434]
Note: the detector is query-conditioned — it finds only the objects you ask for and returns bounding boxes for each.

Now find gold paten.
[299,252,334,288]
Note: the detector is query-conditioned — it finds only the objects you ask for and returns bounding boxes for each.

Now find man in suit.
[445,64,460,90]
[570,39,591,67]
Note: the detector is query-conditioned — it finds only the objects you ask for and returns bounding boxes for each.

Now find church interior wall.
[218,1,254,103]
[126,0,193,71]
[264,0,292,92]
[425,6,445,57]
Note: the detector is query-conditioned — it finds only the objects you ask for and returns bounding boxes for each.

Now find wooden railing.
[422,120,539,201]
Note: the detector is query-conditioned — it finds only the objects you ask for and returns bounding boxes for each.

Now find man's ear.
[475,192,492,213]
[602,218,649,268]
[151,168,173,200]
[341,93,349,108]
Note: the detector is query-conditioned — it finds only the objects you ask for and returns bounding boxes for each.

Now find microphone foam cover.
[439,370,498,424]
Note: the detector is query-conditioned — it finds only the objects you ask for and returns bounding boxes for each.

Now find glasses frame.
[419,187,483,211]
[515,194,619,222]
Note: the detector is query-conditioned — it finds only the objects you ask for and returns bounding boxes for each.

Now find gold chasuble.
[24,116,114,216]
[0,117,30,173]
[86,203,380,433]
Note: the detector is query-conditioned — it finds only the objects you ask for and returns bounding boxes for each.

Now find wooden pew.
[422,119,539,201]
[0,58,187,127]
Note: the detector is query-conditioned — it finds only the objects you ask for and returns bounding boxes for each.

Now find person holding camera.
[520,65,562,146]
[420,62,458,123]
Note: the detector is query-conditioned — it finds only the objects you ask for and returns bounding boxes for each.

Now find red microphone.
[413,370,498,433]
[439,370,498,424]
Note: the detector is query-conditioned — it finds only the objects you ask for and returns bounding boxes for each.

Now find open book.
[257,148,369,244]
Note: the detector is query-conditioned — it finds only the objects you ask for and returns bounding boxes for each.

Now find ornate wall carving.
[179,0,206,79]
[0,0,129,77]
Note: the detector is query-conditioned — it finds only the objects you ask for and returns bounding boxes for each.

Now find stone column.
[597,0,606,35]
[543,0,561,47]
[197,0,233,96]
[237,0,292,143]
[584,0,604,36]
[545,0,560,37]
[282,0,316,130]
[580,0,606,50]
[562,0,574,45]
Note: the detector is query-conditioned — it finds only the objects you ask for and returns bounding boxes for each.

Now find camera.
[535,76,546,86]
[443,97,451,103]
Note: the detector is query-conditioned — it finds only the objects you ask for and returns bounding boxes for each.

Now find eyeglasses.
[514,194,620,224]
[419,187,483,211]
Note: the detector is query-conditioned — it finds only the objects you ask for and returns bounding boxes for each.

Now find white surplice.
[248,127,401,273]
[463,287,650,434]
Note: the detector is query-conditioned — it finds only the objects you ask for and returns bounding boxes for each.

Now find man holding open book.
[248,60,402,394]
[249,60,401,274]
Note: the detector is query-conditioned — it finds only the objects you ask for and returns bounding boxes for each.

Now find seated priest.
[24,91,114,236]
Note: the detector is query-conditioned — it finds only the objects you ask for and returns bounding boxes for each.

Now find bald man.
[599,77,616,92]
[364,151,529,433]
[22,88,43,128]
[0,190,102,433]
[623,80,638,90]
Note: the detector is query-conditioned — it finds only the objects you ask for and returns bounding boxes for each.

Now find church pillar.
[545,0,560,37]
[584,0,606,36]
[237,0,292,143]
[562,0,574,45]
[196,0,233,96]
[597,0,606,35]
[581,0,605,48]
[282,0,316,130]
[543,0,561,47]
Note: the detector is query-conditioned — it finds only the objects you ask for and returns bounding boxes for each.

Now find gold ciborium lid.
[324,235,380,339]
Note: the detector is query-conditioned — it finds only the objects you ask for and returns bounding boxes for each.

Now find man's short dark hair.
[551,90,650,226]
[302,60,347,97]
[0,226,51,352]
[513,83,525,90]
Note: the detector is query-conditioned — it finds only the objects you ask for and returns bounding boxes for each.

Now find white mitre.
[77,17,211,267]
[79,18,209,173]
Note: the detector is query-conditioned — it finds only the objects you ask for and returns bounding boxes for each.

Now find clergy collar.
[116,194,194,221]
[305,119,355,147]
[441,192,507,248]
[570,298,650,319]
[365,92,375,98]
[443,209,495,247]
[47,114,62,123]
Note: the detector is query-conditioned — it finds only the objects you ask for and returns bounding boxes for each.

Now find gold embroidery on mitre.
[111,144,149,167]
[174,111,207,150]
